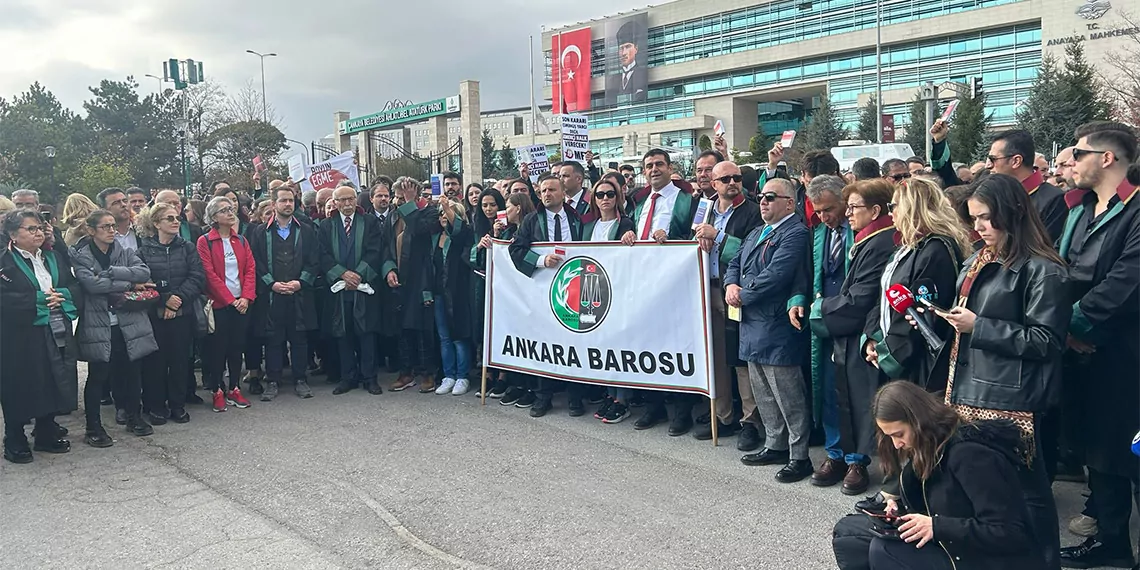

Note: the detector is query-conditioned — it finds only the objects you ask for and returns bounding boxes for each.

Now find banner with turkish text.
[294,151,361,194]
[484,240,714,396]
[552,27,592,114]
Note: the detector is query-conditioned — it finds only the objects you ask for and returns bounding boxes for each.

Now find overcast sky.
[0,0,641,148]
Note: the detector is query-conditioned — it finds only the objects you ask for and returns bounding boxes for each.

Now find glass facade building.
[544,0,1041,139]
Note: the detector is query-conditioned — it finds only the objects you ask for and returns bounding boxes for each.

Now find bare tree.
[223,79,283,128]
[1099,11,1140,125]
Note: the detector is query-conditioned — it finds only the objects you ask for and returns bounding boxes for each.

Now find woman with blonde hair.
[864,176,970,391]
[135,203,204,424]
[0,195,15,217]
[61,193,100,247]
[430,197,475,396]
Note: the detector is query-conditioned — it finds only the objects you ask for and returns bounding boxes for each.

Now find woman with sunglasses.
[810,179,897,495]
[197,197,257,413]
[579,177,638,423]
[864,177,970,391]
[430,197,475,396]
[0,210,81,462]
[910,173,1068,567]
[71,209,160,440]
[135,203,205,425]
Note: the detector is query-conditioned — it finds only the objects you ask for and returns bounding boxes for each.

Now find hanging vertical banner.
[484,240,715,395]
[551,27,593,114]
[515,144,551,183]
[604,13,648,106]
[294,151,361,193]
[560,114,590,164]
[881,115,896,143]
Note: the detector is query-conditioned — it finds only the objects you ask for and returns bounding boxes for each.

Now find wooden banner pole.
[710,397,719,447]
[480,366,488,406]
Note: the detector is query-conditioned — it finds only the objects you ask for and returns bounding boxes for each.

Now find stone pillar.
[334,111,351,154]
[459,80,482,185]
[428,116,448,174]
[355,131,371,187]
[622,132,639,159]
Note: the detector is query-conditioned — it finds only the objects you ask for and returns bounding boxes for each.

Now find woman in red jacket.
[197,196,256,413]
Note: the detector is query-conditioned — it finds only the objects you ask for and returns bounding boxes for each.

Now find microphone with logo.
[885,282,945,353]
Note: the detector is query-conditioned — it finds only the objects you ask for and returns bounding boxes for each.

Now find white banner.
[294,151,361,194]
[560,113,589,164]
[484,240,714,396]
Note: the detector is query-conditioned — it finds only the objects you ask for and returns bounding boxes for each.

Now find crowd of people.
[1,118,1137,570]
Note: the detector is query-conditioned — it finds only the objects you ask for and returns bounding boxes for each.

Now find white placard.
[514,144,551,183]
[560,113,590,164]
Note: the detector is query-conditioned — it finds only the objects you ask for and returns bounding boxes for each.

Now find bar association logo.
[550,257,612,333]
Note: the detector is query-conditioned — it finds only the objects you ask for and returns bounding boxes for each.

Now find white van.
[830,144,916,172]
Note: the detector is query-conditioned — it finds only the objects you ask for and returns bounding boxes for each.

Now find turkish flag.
[551,28,592,114]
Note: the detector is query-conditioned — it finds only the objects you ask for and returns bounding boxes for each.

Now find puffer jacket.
[70,237,159,363]
[136,235,205,320]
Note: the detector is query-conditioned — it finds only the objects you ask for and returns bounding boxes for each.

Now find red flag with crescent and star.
[551,27,592,115]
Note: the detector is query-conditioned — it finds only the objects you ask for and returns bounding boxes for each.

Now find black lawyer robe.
[249,218,321,338]
[379,199,440,333]
[317,210,384,337]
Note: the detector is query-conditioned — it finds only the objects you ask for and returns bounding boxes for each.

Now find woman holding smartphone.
[493,192,541,407]
[915,173,1068,568]
[832,381,1045,570]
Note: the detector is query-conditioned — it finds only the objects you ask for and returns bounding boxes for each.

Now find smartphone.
[917,296,950,314]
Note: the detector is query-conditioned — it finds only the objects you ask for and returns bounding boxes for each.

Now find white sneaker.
[452,378,469,396]
[435,377,456,395]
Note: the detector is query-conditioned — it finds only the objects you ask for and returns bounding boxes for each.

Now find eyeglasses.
[623,173,635,179]
[160,216,179,223]
[985,155,1013,164]
[845,204,870,214]
[1071,148,1108,161]
[888,173,911,182]
[715,174,743,184]
[594,190,617,199]
[93,223,116,232]
[216,207,236,215]
[886,202,897,214]
[19,225,45,234]
[759,192,791,203]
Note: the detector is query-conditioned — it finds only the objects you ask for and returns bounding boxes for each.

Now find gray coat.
[70,237,159,363]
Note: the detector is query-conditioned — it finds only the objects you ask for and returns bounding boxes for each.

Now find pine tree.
[1017,42,1113,151]
[902,94,942,162]
[857,95,879,142]
[481,128,497,177]
[948,91,991,165]
[698,134,712,151]
[498,139,517,178]
[799,94,848,152]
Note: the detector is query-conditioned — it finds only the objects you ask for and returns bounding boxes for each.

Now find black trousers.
[4,416,56,446]
[337,327,376,386]
[87,326,142,424]
[832,514,953,570]
[646,391,696,418]
[398,328,435,376]
[266,312,308,384]
[204,306,248,392]
[1088,467,1140,549]
[142,314,194,414]
[535,379,583,405]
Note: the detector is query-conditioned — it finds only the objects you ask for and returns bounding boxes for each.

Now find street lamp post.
[875,0,883,143]
[145,74,164,93]
[245,49,277,123]
[44,146,56,191]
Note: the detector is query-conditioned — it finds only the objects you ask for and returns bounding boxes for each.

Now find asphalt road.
[0,369,1133,570]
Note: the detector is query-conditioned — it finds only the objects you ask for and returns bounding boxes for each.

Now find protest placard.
[561,114,590,164]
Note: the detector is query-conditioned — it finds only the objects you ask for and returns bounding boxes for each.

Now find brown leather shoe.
[841,463,870,496]
[810,457,846,487]
[390,375,416,392]
[417,375,437,393]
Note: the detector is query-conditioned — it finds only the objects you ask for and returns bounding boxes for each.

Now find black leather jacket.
[948,252,1069,413]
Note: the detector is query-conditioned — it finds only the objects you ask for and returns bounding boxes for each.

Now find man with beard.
[381,177,441,394]
[726,177,811,483]
[1057,121,1140,570]
[318,183,385,395]
[691,160,764,449]
[508,174,586,418]
[249,187,320,401]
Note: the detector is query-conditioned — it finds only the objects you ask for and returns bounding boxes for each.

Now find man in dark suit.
[606,19,647,104]
[726,177,812,483]
[508,174,586,417]
[317,183,385,395]
[557,161,591,217]
[692,160,764,448]
[626,149,702,435]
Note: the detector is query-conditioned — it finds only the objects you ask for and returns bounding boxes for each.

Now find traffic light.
[970,76,984,99]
